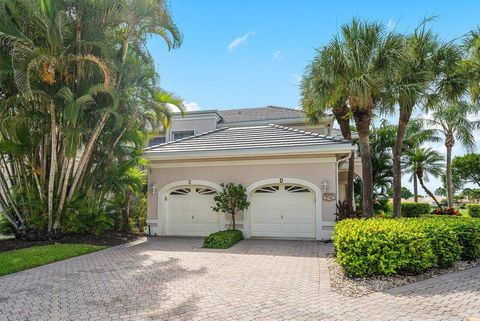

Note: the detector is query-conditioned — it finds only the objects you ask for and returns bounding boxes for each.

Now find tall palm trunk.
[352,108,374,217]
[54,158,74,230]
[393,108,412,217]
[332,105,354,207]
[67,112,110,201]
[417,169,442,209]
[413,175,418,202]
[445,134,454,207]
[47,104,57,233]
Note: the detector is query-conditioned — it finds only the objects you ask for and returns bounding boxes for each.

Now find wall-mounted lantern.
[321,180,329,192]
[151,183,158,194]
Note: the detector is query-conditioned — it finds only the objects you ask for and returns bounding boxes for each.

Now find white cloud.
[386,19,397,31]
[273,50,283,61]
[228,31,255,51]
[183,101,201,111]
[293,73,302,83]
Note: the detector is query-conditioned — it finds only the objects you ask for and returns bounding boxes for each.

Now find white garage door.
[250,184,316,238]
[166,186,220,236]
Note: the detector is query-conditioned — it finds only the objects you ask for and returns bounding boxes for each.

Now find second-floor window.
[148,136,166,147]
[172,130,194,140]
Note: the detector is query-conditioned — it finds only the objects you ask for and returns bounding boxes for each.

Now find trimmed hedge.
[333,217,480,277]
[401,202,432,217]
[203,230,244,249]
[467,204,480,218]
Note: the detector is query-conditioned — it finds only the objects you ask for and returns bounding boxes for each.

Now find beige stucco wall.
[147,157,339,239]
[165,116,217,142]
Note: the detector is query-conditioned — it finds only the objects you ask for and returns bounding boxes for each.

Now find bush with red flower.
[431,207,461,216]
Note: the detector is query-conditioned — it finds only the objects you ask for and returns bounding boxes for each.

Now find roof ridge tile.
[268,124,350,143]
[267,105,301,112]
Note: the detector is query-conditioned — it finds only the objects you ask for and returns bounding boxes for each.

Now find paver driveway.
[0,237,479,321]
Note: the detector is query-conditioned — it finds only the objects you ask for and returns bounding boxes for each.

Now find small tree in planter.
[212,183,250,230]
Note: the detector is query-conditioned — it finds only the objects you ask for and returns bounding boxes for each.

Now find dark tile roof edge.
[144,127,228,151]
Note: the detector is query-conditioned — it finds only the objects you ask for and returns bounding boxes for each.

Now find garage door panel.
[193,197,218,221]
[250,184,316,238]
[251,223,284,237]
[283,209,315,221]
[166,186,219,236]
[192,223,218,236]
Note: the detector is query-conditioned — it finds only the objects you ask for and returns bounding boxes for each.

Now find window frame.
[148,136,166,147]
[172,130,195,141]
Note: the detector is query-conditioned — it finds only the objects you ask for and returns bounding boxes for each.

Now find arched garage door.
[166,186,220,236]
[250,184,315,238]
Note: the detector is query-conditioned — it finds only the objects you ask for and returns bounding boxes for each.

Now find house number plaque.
[322,193,336,201]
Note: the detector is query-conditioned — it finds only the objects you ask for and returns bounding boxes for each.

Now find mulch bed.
[0,231,142,253]
[327,253,480,297]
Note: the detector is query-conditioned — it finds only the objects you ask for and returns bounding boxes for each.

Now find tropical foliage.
[302,18,403,217]
[451,153,480,189]
[402,148,445,208]
[0,0,183,239]
[424,103,480,207]
[303,17,479,216]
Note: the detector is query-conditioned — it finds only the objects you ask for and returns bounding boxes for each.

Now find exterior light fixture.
[151,183,158,194]
[321,180,329,192]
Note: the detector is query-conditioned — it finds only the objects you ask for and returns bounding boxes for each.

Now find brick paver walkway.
[0,237,478,321]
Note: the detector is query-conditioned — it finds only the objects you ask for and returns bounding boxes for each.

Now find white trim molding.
[144,144,355,161]
[152,180,223,236]
[245,178,325,240]
[149,157,337,168]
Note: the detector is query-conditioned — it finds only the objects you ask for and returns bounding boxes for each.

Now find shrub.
[203,230,244,249]
[129,196,147,232]
[419,219,461,268]
[335,200,362,221]
[333,217,480,277]
[431,207,461,216]
[449,218,480,260]
[401,202,431,217]
[333,219,435,277]
[467,204,480,218]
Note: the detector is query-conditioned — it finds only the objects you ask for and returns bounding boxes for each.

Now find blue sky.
[148,0,480,192]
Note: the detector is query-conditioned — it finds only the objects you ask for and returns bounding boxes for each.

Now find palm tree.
[402,120,442,202]
[301,50,355,207]
[424,102,480,207]
[0,0,183,238]
[402,148,445,208]
[304,18,402,217]
[464,28,480,102]
[389,20,439,217]
[369,120,395,196]
[389,18,467,217]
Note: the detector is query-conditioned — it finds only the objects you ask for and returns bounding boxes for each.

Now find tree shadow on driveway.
[0,245,207,320]
[139,236,333,258]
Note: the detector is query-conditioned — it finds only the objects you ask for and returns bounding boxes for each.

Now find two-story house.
[144,106,361,240]
[148,105,335,145]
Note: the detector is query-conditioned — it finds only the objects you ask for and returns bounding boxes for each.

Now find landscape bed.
[203,230,244,249]
[327,254,479,297]
[0,231,141,253]
[333,217,480,277]
[331,216,480,296]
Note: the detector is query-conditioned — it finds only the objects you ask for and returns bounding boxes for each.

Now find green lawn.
[0,244,106,277]
[459,208,470,217]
